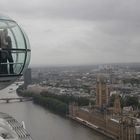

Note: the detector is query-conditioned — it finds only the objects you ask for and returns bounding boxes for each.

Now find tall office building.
[24,68,32,89]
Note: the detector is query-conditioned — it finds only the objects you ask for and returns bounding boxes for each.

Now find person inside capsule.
[0,28,14,74]
[3,28,14,74]
[0,30,8,74]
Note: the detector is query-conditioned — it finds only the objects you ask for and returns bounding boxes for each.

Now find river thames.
[0,83,111,140]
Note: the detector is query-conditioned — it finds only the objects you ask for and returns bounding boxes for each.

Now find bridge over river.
[0,97,33,103]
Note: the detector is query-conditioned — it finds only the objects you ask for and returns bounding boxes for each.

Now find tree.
[109,94,124,108]
[125,96,139,109]
[109,95,116,107]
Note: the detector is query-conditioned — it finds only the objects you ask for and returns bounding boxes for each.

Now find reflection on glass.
[0,19,30,76]
[0,15,31,90]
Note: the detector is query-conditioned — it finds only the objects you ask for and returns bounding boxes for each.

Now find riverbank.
[0,84,111,140]
[16,87,114,140]
[68,115,115,140]
[16,86,93,116]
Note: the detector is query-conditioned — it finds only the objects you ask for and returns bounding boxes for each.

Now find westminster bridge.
[0,97,33,103]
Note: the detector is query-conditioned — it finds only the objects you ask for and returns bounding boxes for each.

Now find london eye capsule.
[0,15,31,89]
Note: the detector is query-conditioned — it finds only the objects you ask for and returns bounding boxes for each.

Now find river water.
[0,83,111,140]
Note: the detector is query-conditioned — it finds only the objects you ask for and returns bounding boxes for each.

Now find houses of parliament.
[69,77,140,140]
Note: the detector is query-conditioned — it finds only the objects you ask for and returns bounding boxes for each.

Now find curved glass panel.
[0,14,12,21]
[0,21,7,29]
[12,51,25,74]
[21,28,31,50]
[0,16,31,90]
[11,26,26,49]
[24,51,31,72]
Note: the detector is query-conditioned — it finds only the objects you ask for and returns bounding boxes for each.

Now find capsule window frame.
[0,19,31,77]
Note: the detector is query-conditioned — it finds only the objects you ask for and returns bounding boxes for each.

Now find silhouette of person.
[0,30,8,74]
[3,29,14,74]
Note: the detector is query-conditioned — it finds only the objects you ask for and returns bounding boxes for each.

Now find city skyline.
[0,0,140,66]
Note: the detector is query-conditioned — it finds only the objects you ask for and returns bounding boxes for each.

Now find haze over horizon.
[0,0,140,67]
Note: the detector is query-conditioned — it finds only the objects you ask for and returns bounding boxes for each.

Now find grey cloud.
[0,0,140,66]
[1,0,140,21]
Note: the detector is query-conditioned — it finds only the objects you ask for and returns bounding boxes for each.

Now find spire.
[114,94,122,114]
[96,75,109,108]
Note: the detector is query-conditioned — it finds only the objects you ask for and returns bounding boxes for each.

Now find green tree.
[109,95,124,108]
[125,96,139,109]
[109,95,116,107]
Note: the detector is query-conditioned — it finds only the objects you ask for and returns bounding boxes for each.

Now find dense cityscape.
[20,63,140,140]
[1,1,140,140]
[27,63,140,98]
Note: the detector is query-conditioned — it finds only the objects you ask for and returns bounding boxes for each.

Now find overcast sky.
[0,0,140,67]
